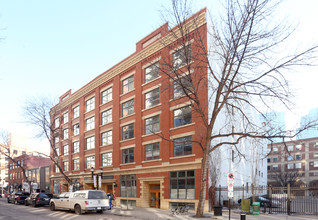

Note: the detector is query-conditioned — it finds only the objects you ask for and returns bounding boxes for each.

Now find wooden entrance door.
[149,184,160,208]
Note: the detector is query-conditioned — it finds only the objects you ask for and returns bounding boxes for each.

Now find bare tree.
[270,170,303,187]
[22,96,71,185]
[159,0,318,216]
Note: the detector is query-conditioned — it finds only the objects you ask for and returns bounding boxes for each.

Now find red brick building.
[8,154,50,192]
[50,9,209,210]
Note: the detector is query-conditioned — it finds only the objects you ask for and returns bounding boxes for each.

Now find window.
[55,137,59,143]
[101,130,112,146]
[288,145,294,151]
[173,44,191,69]
[296,144,302,150]
[122,75,134,94]
[145,62,159,83]
[287,155,293,161]
[267,158,270,163]
[170,170,195,199]
[122,123,134,140]
[120,174,136,197]
[173,136,192,157]
[63,112,68,124]
[101,109,112,125]
[54,118,59,128]
[73,106,79,119]
[122,148,134,164]
[314,142,318,148]
[287,163,294,169]
[63,161,69,172]
[86,97,95,112]
[273,165,278,170]
[173,105,192,127]
[73,124,79,136]
[73,158,80,170]
[63,145,69,155]
[73,141,79,153]
[86,136,95,150]
[55,147,59,157]
[101,87,112,104]
[273,147,278,153]
[295,162,302,169]
[314,161,318,167]
[122,99,134,117]
[267,166,271,171]
[173,77,192,99]
[295,154,302,160]
[144,115,160,135]
[102,152,112,167]
[273,157,278,162]
[86,117,95,131]
[63,129,69,140]
[86,156,95,169]
[145,88,160,109]
[145,142,160,161]
[55,165,60,173]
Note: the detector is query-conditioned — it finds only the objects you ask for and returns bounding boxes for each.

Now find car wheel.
[74,204,82,215]
[97,210,103,214]
[32,202,37,207]
[50,203,55,211]
[25,201,28,206]
[7,199,10,203]
[13,199,16,205]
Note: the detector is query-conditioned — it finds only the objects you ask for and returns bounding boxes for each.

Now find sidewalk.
[106,207,318,220]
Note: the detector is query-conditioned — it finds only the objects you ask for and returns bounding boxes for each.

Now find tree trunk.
[196,148,209,217]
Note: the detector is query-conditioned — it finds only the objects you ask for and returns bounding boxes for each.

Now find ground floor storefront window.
[53,180,60,194]
[120,174,136,197]
[170,170,195,199]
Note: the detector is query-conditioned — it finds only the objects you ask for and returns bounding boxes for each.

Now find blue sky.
[0,0,317,152]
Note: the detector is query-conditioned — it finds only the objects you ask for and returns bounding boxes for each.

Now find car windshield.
[22,193,30,196]
[39,193,49,198]
[88,191,107,199]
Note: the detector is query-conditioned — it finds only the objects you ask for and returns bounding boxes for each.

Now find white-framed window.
[55,136,59,143]
[288,145,294,151]
[73,158,80,170]
[101,109,112,125]
[287,155,293,161]
[101,87,112,104]
[86,136,95,150]
[122,148,134,164]
[144,115,160,135]
[101,130,112,146]
[55,165,60,173]
[273,147,278,153]
[314,142,318,148]
[86,97,95,112]
[314,161,318,167]
[122,123,134,140]
[173,105,192,127]
[63,145,69,155]
[54,118,59,128]
[102,152,112,167]
[295,144,302,151]
[173,76,192,99]
[314,152,318,158]
[273,157,278,162]
[173,44,191,69]
[145,62,159,83]
[295,154,302,160]
[145,142,160,161]
[287,163,294,169]
[63,161,69,172]
[73,141,79,153]
[55,147,59,157]
[273,164,278,170]
[73,123,79,136]
[295,162,302,169]
[145,88,160,109]
[122,75,134,94]
[63,128,69,140]
[63,112,69,124]
[86,156,95,169]
[86,117,95,131]
[122,99,134,117]
[73,106,79,119]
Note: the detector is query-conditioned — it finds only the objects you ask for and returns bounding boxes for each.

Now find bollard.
[240,213,246,220]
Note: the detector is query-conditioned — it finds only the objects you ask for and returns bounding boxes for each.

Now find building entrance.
[149,184,160,208]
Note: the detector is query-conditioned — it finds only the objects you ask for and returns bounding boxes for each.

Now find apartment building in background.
[267,137,318,186]
[50,9,209,211]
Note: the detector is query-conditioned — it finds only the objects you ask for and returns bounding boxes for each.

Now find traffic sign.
[228,191,234,198]
[228,173,234,180]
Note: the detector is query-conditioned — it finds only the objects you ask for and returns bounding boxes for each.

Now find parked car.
[238,195,281,208]
[25,193,51,207]
[7,192,30,204]
[49,190,109,215]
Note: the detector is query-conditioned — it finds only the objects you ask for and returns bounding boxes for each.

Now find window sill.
[142,76,162,87]
[100,165,113,168]
[142,159,162,163]
[169,123,195,131]
[120,89,135,97]
[120,138,135,143]
[172,61,194,71]
[99,144,113,148]
[170,154,195,160]
[100,121,113,127]
[142,104,162,112]
[84,149,95,152]
[142,131,162,138]
[100,100,113,107]
[120,113,136,120]
[120,162,136,166]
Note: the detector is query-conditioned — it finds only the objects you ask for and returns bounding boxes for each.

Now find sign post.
[227,173,235,220]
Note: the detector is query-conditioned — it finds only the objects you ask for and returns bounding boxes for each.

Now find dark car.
[7,192,30,204]
[25,193,51,207]
[238,195,281,208]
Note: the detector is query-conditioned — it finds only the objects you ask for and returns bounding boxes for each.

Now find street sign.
[228,173,234,180]
[228,191,234,198]
[227,173,235,199]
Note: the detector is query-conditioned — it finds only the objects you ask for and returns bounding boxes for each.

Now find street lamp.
[90,167,102,190]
